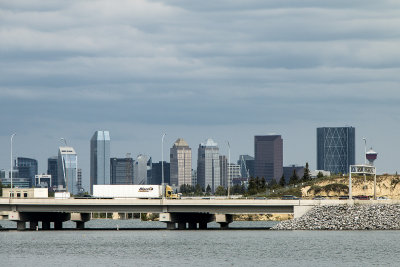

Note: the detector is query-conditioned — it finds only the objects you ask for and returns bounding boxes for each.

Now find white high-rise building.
[134,154,150,185]
[197,138,220,193]
[170,138,192,187]
[228,163,241,187]
[90,131,110,194]
[58,146,78,194]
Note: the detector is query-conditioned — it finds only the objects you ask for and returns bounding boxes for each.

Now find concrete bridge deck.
[1,198,398,230]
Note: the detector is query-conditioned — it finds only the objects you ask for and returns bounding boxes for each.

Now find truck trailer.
[92,185,180,199]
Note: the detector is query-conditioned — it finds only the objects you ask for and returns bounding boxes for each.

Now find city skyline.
[1,1,399,190]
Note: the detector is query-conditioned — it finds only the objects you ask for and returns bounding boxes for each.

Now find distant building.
[228,163,241,186]
[192,169,197,185]
[170,138,192,187]
[90,130,111,193]
[16,157,38,187]
[254,135,283,183]
[317,127,355,174]
[77,168,83,193]
[237,155,254,178]
[219,155,228,187]
[35,174,51,188]
[197,138,220,192]
[311,170,331,178]
[0,178,30,188]
[47,157,58,187]
[0,169,5,179]
[151,161,170,185]
[134,154,150,185]
[58,146,78,194]
[283,165,305,184]
[110,157,134,184]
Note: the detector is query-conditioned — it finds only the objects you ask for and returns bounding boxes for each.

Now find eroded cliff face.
[302,175,400,199]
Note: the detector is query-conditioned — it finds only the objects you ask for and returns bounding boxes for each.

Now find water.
[1,220,400,266]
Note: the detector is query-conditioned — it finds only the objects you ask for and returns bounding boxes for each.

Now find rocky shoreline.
[272,204,400,230]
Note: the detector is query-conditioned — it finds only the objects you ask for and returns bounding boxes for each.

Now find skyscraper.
[317,127,355,174]
[47,156,58,187]
[133,154,150,185]
[254,135,283,183]
[16,157,38,187]
[219,155,228,187]
[197,138,220,192]
[237,155,254,178]
[58,146,78,194]
[90,131,110,193]
[110,157,134,184]
[170,138,192,187]
[151,161,170,185]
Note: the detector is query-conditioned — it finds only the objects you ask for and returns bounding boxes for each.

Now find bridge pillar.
[17,221,26,231]
[199,222,207,229]
[215,214,233,229]
[71,213,91,229]
[76,221,85,230]
[166,222,176,230]
[188,222,197,230]
[30,221,38,230]
[54,221,63,230]
[178,222,186,230]
[42,221,51,230]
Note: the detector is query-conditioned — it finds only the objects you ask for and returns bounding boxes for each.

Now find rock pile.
[272,204,400,230]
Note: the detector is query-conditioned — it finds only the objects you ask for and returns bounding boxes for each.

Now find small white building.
[2,188,48,198]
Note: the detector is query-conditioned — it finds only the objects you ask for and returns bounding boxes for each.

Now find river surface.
[0,220,399,266]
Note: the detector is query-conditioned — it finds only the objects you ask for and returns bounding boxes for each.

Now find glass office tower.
[110,157,134,184]
[58,146,78,194]
[47,156,58,187]
[197,138,220,193]
[254,135,283,183]
[170,138,192,187]
[90,131,110,193]
[16,157,38,187]
[317,127,355,174]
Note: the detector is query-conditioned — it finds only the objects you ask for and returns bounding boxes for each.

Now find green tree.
[194,184,203,196]
[247,177,258,195]
[206,184,212,195]
[317,171,324,179]
[215,186,227,196]
[268,178,278,190]
[302,162,311,182]
[289,169,299,185]
[279,175,286,187]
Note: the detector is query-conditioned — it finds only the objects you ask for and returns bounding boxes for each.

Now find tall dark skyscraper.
[317,127,355,174]
[110,157,134,184]
[16,157,38,187]
[47,156,58,187]
[254,135,283,183]
[151,161,170,185]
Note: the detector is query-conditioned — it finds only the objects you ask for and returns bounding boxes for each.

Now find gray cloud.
[1,0,400,190]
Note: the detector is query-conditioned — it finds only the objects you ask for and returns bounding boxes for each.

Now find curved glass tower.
[317,127,355,174]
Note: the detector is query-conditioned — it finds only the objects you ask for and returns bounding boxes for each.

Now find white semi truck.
[92,185,180,199]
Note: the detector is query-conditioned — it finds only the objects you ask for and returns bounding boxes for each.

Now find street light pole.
[10,133,16,199]
[161,133,166,199]
[227,141,231,199]
[363,138,367,183]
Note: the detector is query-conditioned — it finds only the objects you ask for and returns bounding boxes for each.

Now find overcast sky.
[1,0,400,190]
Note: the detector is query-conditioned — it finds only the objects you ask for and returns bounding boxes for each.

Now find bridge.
[0,198,391,230]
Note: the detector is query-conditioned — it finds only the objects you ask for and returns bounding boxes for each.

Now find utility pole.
[227,141,231,199]
[10,133,16,199]
[161,133,166,199]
